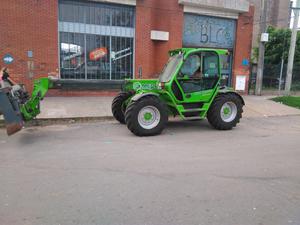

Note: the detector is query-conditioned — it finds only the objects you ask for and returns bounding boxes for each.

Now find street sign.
[242,58,249,66]
[3,54,14,64]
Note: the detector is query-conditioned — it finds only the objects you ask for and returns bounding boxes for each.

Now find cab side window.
[179,55,201,78]
[203,53,218,78]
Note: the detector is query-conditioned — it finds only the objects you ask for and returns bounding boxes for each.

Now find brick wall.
[1,0,254,96]
[136,1,254,94]
[0,0,59,93]
[0,0,183,94]
[135,0,184,79]
[232,5,254,94]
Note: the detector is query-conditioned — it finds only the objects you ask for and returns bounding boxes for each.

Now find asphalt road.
[0,116,300,225]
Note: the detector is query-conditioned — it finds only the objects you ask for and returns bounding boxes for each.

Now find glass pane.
[93,5,111,26]
[220,54,232,86]
[60,32,85,79]
[112,8,121,27]
[180,55,201,77]
[111,37,134,80]
[178,52,219,93]
[76,4,85,23]
[95,6,102,25]
[86,34,110,80]
[203,52,218,77]
[59,3,74,22]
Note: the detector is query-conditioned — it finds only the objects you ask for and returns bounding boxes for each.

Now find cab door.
[175,51,220,103]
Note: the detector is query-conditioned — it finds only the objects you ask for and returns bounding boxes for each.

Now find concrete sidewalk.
[36,95,300,120]
[1,95,300,123]
[38,97,113,119]
[243,95,300,118]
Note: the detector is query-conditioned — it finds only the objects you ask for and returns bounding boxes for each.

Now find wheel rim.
[138,106,161,129]
[220,101,237,122]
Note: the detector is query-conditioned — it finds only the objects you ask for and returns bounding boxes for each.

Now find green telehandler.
[0,48,244,136]
[111,48,244,136]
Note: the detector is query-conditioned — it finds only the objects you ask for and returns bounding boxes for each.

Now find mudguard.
[131,92,159,102]
[219,87,245,105]
[0,87,24,136]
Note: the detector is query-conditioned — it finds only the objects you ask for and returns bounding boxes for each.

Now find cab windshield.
[159,54,183,82]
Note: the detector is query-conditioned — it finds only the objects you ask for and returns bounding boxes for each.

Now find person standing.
[0,67,17,87]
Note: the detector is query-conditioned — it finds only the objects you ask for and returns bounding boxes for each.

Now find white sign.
[235,75,247,91]
[261,33,269,42]
[151,30,169,41]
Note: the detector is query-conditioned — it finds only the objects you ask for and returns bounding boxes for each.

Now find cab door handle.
[186,94,191,98]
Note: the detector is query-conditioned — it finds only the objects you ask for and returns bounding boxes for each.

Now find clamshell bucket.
[0,87,24,135]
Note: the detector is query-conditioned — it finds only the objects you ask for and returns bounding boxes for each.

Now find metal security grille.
[183,13,236,87]
[58,0,135,80]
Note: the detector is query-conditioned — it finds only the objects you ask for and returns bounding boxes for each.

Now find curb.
[0,116,115,128]
[2,114,300,128]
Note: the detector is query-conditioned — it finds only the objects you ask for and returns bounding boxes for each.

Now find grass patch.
[272,96,300,109]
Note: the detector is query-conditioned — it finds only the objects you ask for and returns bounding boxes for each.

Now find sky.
[290,0,300,29]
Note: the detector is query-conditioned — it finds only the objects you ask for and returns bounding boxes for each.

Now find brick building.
[0,0,254,95]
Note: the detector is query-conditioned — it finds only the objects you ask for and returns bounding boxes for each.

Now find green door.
[175,51,220,103]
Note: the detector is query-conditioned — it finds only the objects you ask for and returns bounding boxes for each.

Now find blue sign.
[27,51,33,58]
[3,54,14,64]
[183,14,236,49]
[242,58,249,66]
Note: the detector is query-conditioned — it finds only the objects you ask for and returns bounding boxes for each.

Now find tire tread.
[112,92,132,124]
[207,93,243,130]
[125,95,168,136]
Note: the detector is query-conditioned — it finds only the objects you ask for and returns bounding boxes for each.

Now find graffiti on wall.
[183,14,236,49]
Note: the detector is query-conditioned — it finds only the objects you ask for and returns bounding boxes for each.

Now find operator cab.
[170,50,220,103]
[177,51,219,94]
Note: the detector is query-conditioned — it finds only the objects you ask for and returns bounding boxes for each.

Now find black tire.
[125,95,168,136]
[112,92,133,124]
[207,93,243,130]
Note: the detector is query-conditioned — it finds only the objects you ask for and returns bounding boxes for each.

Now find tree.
[253,26,300,66]
[252,27,300,89]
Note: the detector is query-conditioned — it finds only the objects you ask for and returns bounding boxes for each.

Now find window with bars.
[59,0,135,80]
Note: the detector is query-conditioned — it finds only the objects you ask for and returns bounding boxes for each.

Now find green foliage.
[253,26,300,66]
[272,96,300,109]
[291,81,300,91]
[265,27,290,64]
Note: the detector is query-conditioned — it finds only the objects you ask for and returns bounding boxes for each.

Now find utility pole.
[285,0,300,95]
[255,0,268,95]
[278,1,293,94]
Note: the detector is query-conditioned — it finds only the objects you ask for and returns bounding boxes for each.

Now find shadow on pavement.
[166,119,213,131]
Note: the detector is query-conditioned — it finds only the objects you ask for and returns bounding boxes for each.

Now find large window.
[59,0,135,80]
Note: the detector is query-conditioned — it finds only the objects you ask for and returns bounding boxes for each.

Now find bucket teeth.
[6,123,23,136]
